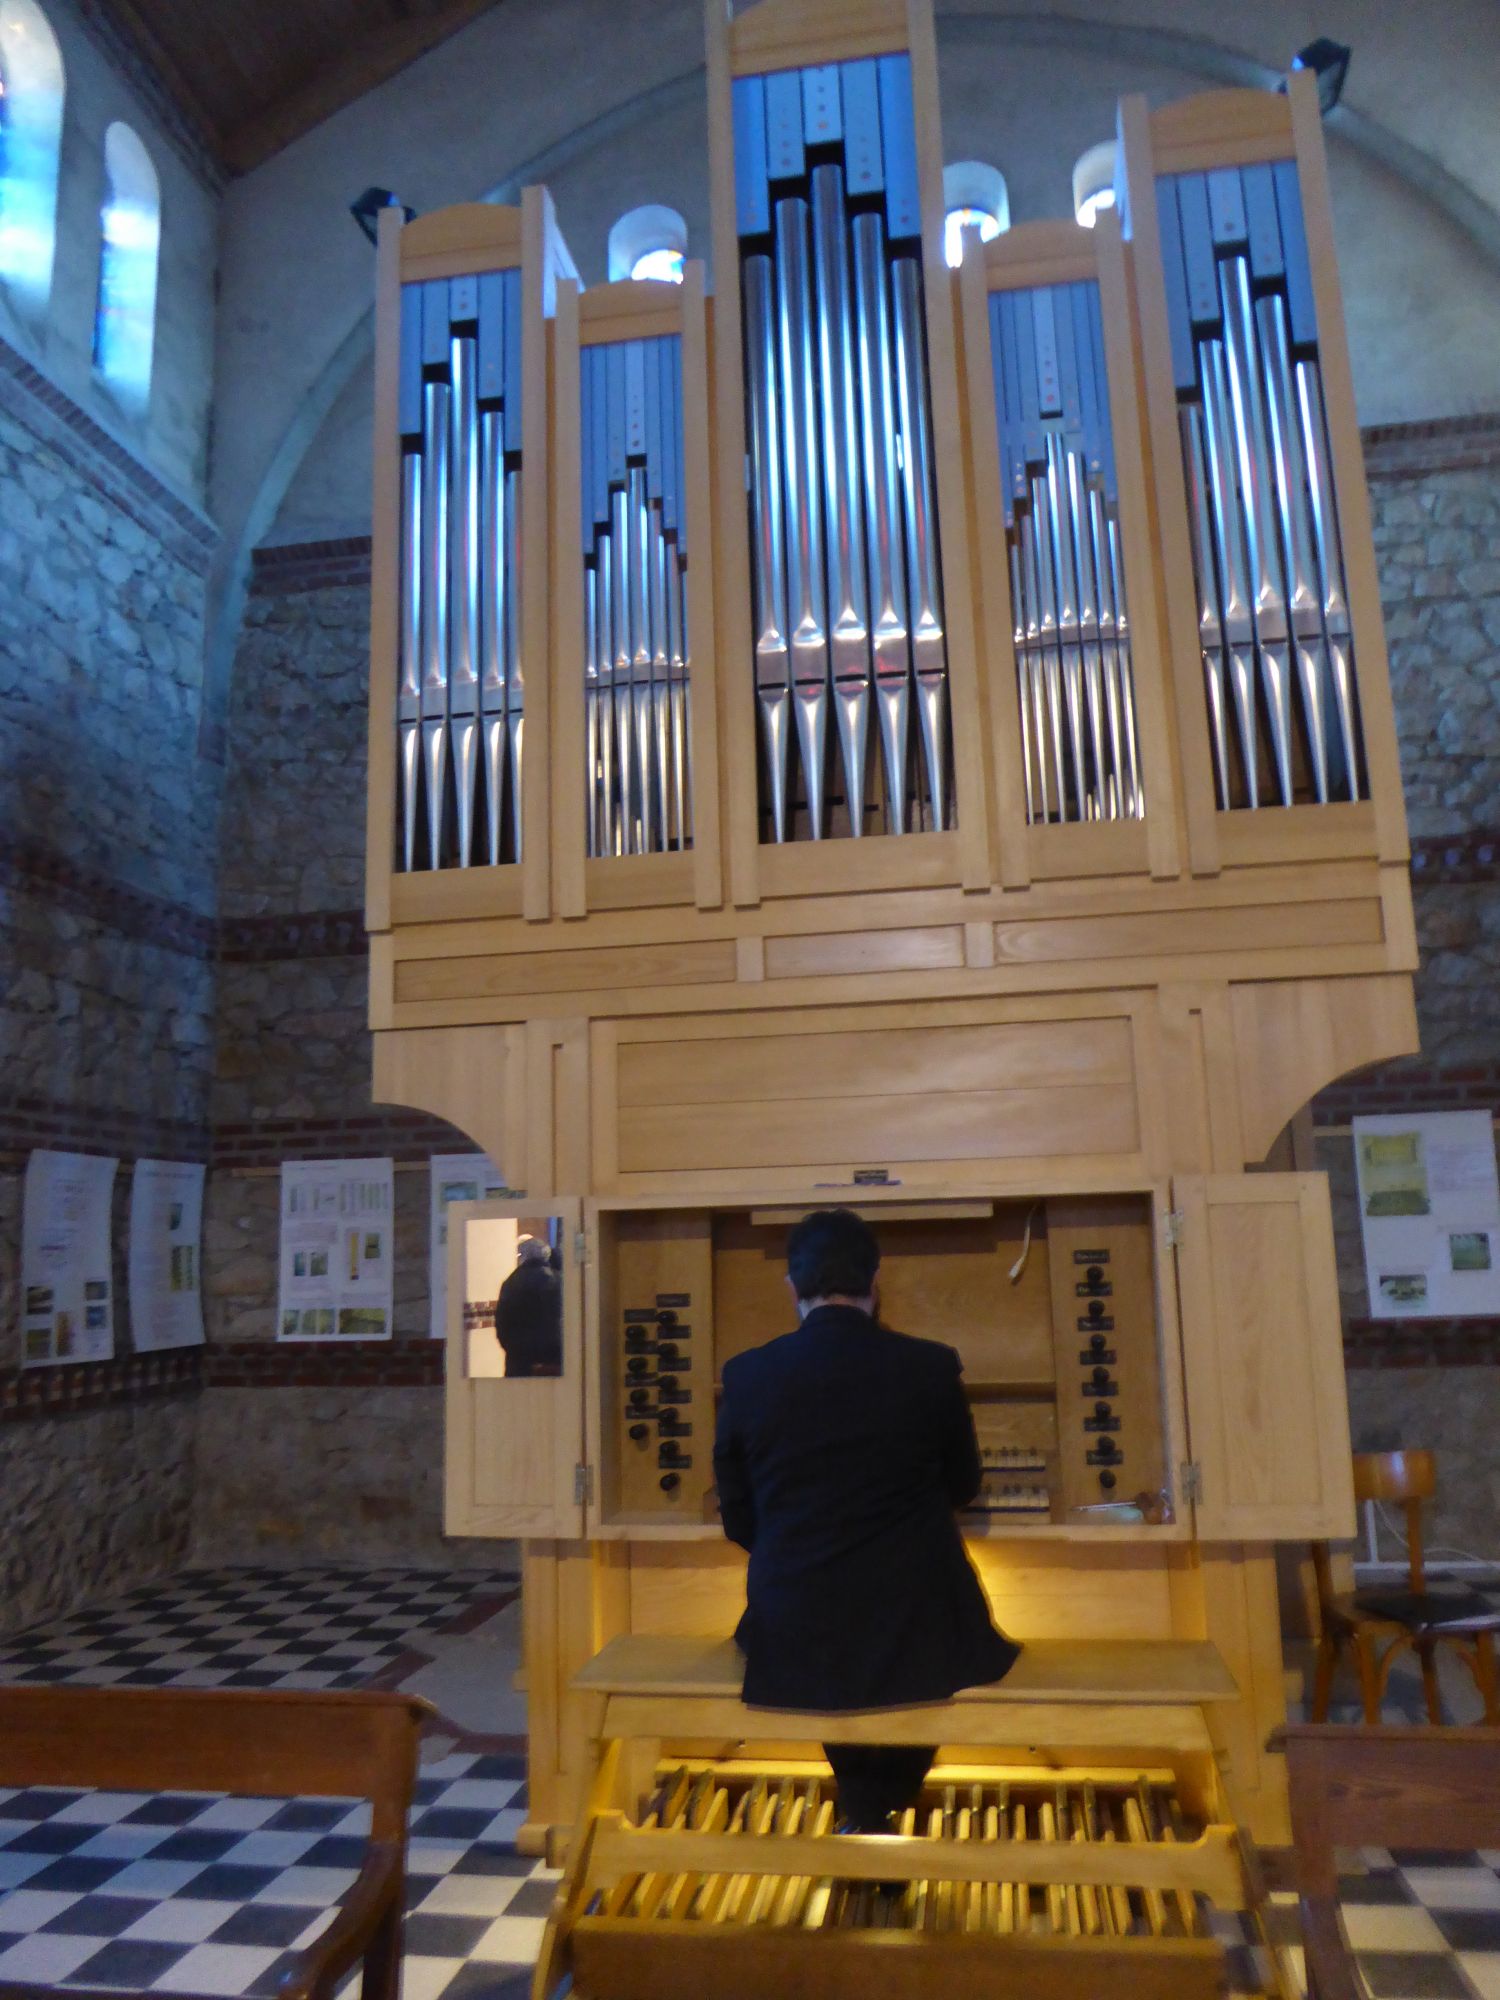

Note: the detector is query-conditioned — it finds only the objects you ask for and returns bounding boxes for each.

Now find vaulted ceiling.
[96,0,508,176]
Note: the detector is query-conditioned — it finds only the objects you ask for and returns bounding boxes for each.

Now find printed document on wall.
[429,1152,509,1339]
[278,1158,394,1340]
[21,1151,119,1367]
[1354,1110,1500,1319]
[128,1160,206,1352]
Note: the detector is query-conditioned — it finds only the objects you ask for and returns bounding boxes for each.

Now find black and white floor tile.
[4,1566,1500,1999]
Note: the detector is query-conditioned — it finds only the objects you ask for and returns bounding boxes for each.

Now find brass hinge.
[1180,1461,1203,1505]
[1164,1208,1185,1248]
[573,1462,594,1506]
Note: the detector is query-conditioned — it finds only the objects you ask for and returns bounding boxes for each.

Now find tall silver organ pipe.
[1156,158,1363,809]
[579,334,693,858]
[395,265,524,871]
[988,279,1145,825]
[733,53,952,842]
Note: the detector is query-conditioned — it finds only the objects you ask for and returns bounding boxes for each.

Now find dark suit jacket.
[493,1262,562,1377]
[712,1304,1020,1710]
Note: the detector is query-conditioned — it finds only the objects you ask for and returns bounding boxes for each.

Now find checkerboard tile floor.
[0,1568,507,1694]
[3,1567,1500,1998]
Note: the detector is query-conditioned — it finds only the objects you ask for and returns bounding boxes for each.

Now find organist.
[712,1207,1021,1832]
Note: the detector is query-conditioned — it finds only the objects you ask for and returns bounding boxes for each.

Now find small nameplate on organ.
[1076,1314,1114,1332]
[1071,1248,1111,1264]
[1074,1278,1112,1297]
[1083,1414,1121,1433]
[655,1293,691,1308]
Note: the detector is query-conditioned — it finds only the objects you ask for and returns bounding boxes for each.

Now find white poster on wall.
[128,1159,206,1352]
[1354,1110,1500,1319]
[21,1150,119,1367]
[429,1153,509,1339]
[278,1158,394,1340]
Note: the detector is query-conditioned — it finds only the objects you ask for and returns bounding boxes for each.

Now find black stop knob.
[659,1473,680,1493]
[628,1423,649,1442]
[627,1356,648,1376]
[1094,1400,1112,1419]
[625,1322,649,1342]
[1085,1265,1104,1285]
[1099,1469,1117,1491]
[1092,1365,1110,1388]
[657,1309,678,1327]
[658,1374,679,1394]
[658,1344,680,1366]
[1087,1299,1105,1322]
[629,1388,650,1408]
[1096,1438,1118,1461]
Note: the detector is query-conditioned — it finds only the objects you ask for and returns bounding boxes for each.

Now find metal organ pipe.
[732,52,951,843]
[394,265,523,872]
[577,332,694,860]
[1155,158,1363,810]
[987,278,1146,827]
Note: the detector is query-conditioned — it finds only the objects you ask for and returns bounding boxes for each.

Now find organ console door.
[364,0,1420,1859]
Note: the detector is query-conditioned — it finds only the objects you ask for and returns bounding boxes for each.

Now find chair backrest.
[1353,1450,1435,1591]
[0,1687,430,1842]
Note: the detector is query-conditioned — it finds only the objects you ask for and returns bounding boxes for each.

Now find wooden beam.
[221,0,508,176]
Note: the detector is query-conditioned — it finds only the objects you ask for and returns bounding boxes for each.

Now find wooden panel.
[1046,1195,1165,1516]
[551,279,587,920]
[395,938,737,1004]
[969,1541,1177,1640]
[444,1197,583,1538]
[618,1017,1134,1107]
[582,853,696,911]
[364,206,403,939]
[756,830,961,898]
[710,1204,1059,1388]
[520,187,555,922]
[1148,88,1295,172]
[573,1922,1227,2000]
[389,867,525,925]
[728,0,907,73]
[1116,94,1220,878]
[399,201,522,269]
[371,1024,523,1171]
[763,925,964,980]
[598,1213,716,1528]
[993,896,1382,966]
[678,263,725,914]
[1230,974,1419,1162]
[619,1084,1138,1175]
[1174,1174,1355,1539]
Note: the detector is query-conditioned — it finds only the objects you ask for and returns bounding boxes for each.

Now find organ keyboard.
[534,1635,1295,2000]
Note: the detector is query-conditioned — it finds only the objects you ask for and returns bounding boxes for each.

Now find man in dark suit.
[493,1235,562,1376]
[712,1207,1020,1831]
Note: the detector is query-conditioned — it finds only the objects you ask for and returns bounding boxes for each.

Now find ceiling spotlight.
[1289,38,1351,114]
[349,186,414,246]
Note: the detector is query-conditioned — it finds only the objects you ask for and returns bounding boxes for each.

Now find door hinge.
[573,1462,594,1506]
[573,1228,589,1266]
[1164,1208,1185,1249]
[1180,1461,1203,1505]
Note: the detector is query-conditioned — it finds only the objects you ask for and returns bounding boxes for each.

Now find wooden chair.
[1274,1724,1500,2000]
[0,1685,431,2000]
[1308,1450,1500,1725]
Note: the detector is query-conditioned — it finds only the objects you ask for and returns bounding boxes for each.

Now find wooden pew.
[0,1685,432,2000]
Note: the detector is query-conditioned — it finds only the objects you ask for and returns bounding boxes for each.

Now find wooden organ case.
[364,0,1419,1987]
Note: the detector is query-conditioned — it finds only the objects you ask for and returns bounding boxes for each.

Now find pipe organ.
[364,0,1422,1971]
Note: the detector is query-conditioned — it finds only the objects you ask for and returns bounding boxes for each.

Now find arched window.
[93,121,159,409]
[1073,142,1118,229]
[608,203,687,284]
[943,160,1009,269]
[0,0,64,311]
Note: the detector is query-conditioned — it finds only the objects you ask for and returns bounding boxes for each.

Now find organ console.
[364,0,1421,1978]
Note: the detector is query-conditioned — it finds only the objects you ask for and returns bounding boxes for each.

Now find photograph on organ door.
[736,56,954,844]
[459,1212,565,1379]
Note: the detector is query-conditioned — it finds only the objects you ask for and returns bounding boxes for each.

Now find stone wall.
[0,336,216,1633]
[186,550,480,1573]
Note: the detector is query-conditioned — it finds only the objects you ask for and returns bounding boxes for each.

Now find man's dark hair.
[786,1207,880,1303]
